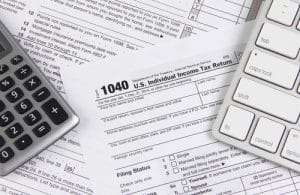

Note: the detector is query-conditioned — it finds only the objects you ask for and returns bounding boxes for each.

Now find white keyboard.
[212,0,300,172]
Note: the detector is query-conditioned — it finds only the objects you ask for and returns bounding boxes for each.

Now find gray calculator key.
[6,87,24,103]
[24,76,41,91]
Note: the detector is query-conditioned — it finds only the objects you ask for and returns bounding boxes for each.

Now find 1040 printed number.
[101,81,129,95]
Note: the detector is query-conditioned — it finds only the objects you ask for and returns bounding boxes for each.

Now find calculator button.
[24,76,41,91]
[0,65,9,75]
[0,111,14,127]
[33,87,50,102]
[11,55,23,65]
[0,100,5,113]
[33,122,51,137]
[0,147,14,163]
[5,123,23,138]
[42,99,68,125]
[15,65,32,80]
[15,99,33,114]
[0,77,15,92]
[6,88,24,103]
[24,110,42,126]
[14,134,32,150]
[0,136,5,148]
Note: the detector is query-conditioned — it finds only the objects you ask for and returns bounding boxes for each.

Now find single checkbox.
[171,161,177,167]
[183,186,189,192]
[169,155,175,161]
[173,168,179,174]
[181,179,187,185]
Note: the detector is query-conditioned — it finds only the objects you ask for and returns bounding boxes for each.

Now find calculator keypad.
[0,51,75,171]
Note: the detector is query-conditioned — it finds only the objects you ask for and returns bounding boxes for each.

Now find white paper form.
[0,0,255,194]
[61,22,300,195]
[0,0,256,92]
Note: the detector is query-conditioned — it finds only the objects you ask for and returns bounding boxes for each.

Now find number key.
[5,123,23,138]
[24,110,42,126]
[0,147,14,163]
[6,88,24,103]
[0,77,15,92]
[15,99,33,114]
[15,65,32,80]
[0,111,14,127]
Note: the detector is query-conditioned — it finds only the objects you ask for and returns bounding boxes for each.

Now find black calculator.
[0,20,79,175]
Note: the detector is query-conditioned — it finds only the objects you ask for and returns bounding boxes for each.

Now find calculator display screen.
[0,43,4,53]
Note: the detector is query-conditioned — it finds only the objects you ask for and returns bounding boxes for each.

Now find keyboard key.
[24,76,41,91]
[33,122,51,137]
[11,55,23,65]
[0,136,5,148]
[220,106,254,141]
[0,64,8,75]
[0,111,14,127]
[15,99,33,114]
[5,123,23,138]
[33,87,50,102]
[245,50,299,89]
[14,134,32,150]
[267,0,299,26]
[0,147,14,163]
[0,77,15,91]
[14,65,32,80]
[282,129,300,163]
[24,110,42,126]
[233,78,300,123]
[0,100,5,113]
[6,88,24,103]
[42,98,68,125]
[256,23,300,59]
[250,117,285,153]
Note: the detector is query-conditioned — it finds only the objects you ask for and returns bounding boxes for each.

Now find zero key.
[42,98,68,125]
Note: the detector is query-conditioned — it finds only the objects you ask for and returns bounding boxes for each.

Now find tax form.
[61,22,300,195]
[0,0,257,194]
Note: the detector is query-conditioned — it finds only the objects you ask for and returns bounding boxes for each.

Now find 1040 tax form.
[62,23,300,195]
